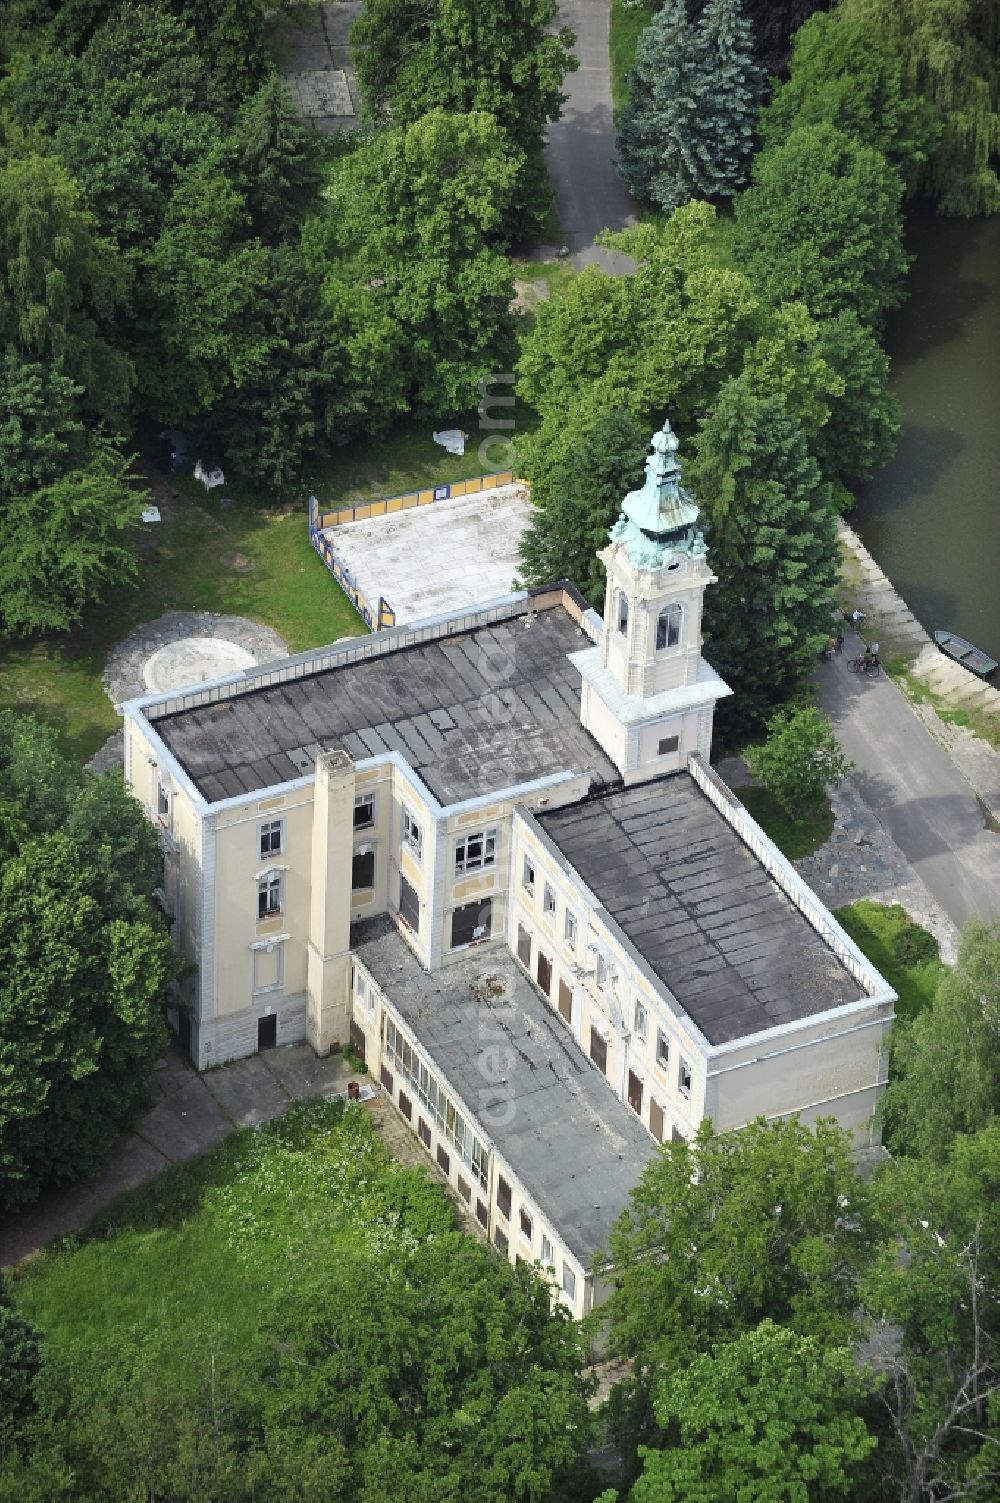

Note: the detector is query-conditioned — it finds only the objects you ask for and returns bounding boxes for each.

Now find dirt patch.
[222,551,255,573]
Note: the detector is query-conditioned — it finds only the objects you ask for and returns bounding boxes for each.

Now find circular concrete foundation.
[142,636,257,693]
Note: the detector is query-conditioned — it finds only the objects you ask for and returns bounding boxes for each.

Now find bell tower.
[571,420,732,783]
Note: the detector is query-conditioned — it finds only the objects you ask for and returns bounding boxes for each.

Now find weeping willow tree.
[841,0,1000,215]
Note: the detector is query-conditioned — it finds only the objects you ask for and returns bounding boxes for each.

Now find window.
[633,998,648,1038]
[679,1057,692,1096]
[380,1063,394,1092]
[259,819,282,858]
[399,1090,412,1121]
[541,1234,554,1268]
[649,1098,665,1143]
[257,873,281,919]
[454,827,497,876]
[564,909,578,950]
[457,1175,472,1204]
[543,882,556,917]
[656,602,682,651]
[451,897,492,949]
[418,1117,431,1148]
[476,1199,489,1229]
[672,1125,686,1143]
[495,1226,509,1253]
[352,849,375,891]
[656,1029,670,1069]
[627,1069,643,1116]
[617,589,629,635]
[437,1144,450,1175]
[590,1027,608,1075]
[402,807,422,860]
[522,855,536,894]
[537,952,552,996]
[517,923,532,968]
[497,1175,512,1219]
[562,1264,577,1301]
[398,874,420,933]
[520,1208,533,1241]
[658,734,680,756]
[596,952,609,989]
[156,781,170,817]
[558,979,573,1025]
[354,793,375,830]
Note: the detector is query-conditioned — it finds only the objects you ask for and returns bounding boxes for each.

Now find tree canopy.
[733,123,909,328]
[745,705,852,817]
[0,714,174,1213]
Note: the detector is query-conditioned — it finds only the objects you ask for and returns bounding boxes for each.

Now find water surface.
[854,208,1000,662]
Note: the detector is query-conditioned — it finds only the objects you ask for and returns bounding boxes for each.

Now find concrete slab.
[323,485,534,622]
[258,1043,352,1102]
[143,636,257,693]
[136,1074,232,1164]
[201,1053,292,1126]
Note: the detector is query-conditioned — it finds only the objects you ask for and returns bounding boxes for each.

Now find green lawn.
[0,416,538,765]
[834,900,946,1024]
[737,785,835,859]
[13,1102,452,1383]
[610,0,654,114]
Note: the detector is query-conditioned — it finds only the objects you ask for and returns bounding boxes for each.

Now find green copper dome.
[608,420,707,570]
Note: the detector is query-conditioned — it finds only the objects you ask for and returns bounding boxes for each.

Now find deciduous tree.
[629,1322,876,1503]
[0,439,147,635]
[733,124,909,328]
[879,919,1000,1162]
[745,705,851,818]
[840,0,1000,216]
[604,1116,877,1477]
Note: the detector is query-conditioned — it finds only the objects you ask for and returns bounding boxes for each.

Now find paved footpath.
[0,1044,356,1267]
[815,630,1000,931]
[544,0,637,272]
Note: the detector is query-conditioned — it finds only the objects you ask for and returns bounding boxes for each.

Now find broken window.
[590,1027,608,1075]
[259,819,282,858]
[497,1175,512,1219]
[543,882,556,917]
[451,898,491,949]
[354,793,375,829]
[679,1056,692,1096]
[402,806,422,860]
[520,1208,533,1241]
[656,1028,670,1069]
[564,909,578,949]
[257,873,281,919]
[522,855,536,894]
[352,848,375,891]
[454,827,497,875]
[617,590,629,635]
[398,874,420,933]
[658,734,680,756]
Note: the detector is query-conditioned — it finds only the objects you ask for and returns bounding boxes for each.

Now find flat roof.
[538,778,861,1046]
[151,604,618,805]
[323,485,534,623]
[352,915,657,1266]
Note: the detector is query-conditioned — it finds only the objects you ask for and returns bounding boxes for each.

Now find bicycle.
[848,655,881,676]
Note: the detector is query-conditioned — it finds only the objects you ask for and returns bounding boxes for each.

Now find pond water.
[853,206,1000,662]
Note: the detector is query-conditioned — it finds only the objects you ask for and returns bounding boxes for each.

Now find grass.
[12,1101,452,1383]
[0,414,541,765]
[895,668,1000,752]
[834,900,946,1024]
[737,785,835,859]
[610,0,655,115]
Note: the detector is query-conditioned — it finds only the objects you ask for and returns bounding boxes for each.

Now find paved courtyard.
[322,484,535,622]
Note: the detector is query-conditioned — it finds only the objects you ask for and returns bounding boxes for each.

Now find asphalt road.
[544,0,637,272]
[816,631,1000,930]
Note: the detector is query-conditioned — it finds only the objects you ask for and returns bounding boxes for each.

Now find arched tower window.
[656,603,682,651]
[617,590,629,635]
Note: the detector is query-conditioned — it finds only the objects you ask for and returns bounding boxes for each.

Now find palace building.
[124,422,895,1316]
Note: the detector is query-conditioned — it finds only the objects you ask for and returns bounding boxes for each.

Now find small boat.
[933,630,999,678]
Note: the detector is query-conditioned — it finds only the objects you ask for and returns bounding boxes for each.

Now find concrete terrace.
[352,915,657,1266]
[322,485,534,624]
[538,778,862,1045]
[151,600,619,805]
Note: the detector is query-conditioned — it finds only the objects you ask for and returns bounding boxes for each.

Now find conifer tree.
[616,0,761,214]
[692,0,762,201]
